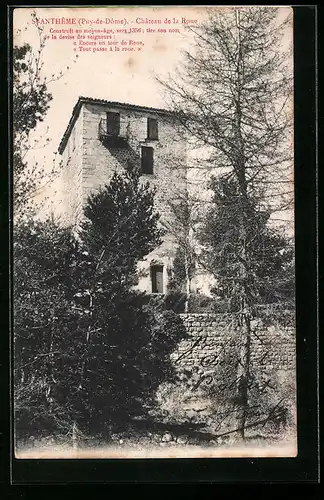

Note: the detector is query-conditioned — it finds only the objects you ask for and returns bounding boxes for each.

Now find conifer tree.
[158,6,294,439]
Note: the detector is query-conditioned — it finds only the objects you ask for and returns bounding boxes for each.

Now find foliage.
[165,244,226,313]
[167,245,188,291]
[13,26,51,214]
[199,176,295,311]
[13,41,52,146]
[13,218,83,436]
[187,293,218,313]
[13,11,72,217]
[14,169,187,440]
[163,290,187,314]
[164,245,196,313]
[80,168,162,288]
[74,169,184,431]
[75,168,185,432]
[158,7,293,213]
[196,174,295,439]
[158,6,294,439]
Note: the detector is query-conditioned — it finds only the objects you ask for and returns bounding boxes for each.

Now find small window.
[151,265,164,294]
[141,146,154,174]
[106,112,120,136]
[147,118,158,140]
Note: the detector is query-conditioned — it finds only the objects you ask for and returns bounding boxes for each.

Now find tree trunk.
[233,9,253,441]
[184,246,191,313]
[184,275,191,313]
[235,202,252,442]
[236,311,252,440]
[72,421,78,451]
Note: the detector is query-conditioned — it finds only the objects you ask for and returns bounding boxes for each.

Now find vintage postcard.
[12,5,297,459]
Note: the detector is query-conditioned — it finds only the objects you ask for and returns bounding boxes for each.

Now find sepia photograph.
[12,5,297,460]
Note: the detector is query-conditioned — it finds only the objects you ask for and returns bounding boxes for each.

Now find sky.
[13,5,293,229]
[13,6,212,212]
[13,7,207,159]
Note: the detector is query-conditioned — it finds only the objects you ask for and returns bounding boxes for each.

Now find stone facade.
[60,103,84,226]
[59,97,188,294]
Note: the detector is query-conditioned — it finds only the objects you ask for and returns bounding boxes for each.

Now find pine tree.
[75,168,186,433]
[80,167,162,288]
[158,6,294,439]
[199,176,295,311]
[14,219,82,438]
[14,168,187,442]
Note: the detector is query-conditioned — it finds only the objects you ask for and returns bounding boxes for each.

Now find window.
[147,118,158,140]
[141,146,154,174]
[106,112,120,136]
[151,265,164,294]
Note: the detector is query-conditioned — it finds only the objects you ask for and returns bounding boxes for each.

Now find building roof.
[58,96,174,154]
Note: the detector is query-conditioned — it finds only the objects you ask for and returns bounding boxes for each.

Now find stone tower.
[58,96,188,294]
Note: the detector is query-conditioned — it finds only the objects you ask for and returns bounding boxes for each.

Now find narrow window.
[141,146,154,174]
[106,112,120,136]
[147,118,158,140]
[151,265,164,294]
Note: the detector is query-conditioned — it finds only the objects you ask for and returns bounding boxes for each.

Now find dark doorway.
[151,265,164,294]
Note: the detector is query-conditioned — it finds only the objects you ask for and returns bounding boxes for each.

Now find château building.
[58,96,191,295]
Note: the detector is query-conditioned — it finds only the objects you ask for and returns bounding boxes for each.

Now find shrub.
[164,290,187,313]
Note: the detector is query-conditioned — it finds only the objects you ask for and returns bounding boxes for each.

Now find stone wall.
[171,313,296,374]
[60,109,84,226]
